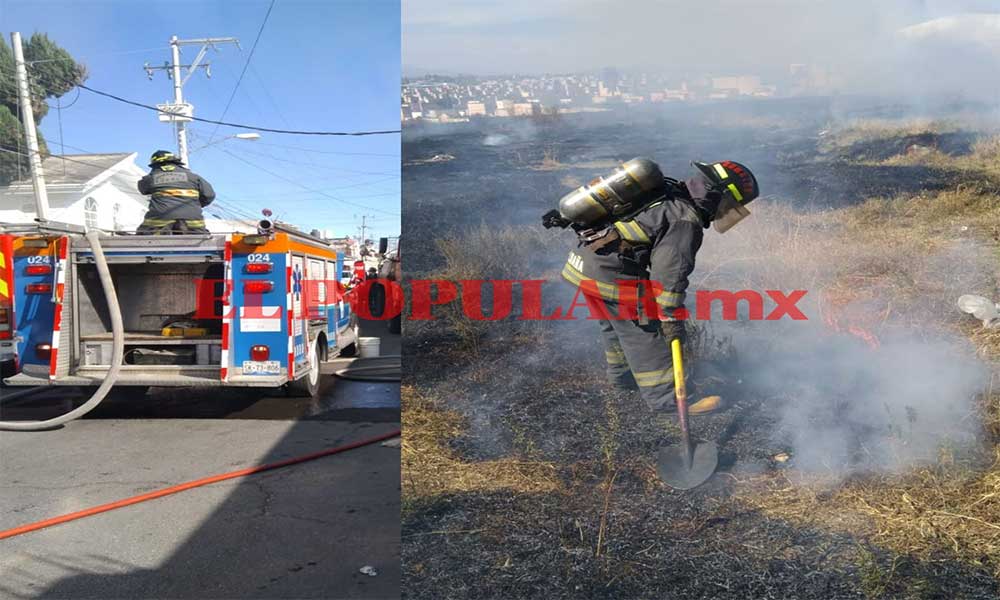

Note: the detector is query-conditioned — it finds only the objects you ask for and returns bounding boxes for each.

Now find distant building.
[467,100,487,116]
[495,99,514,117]
[711,75,763,96]
[0,153,148,231]
[512,101,540,116]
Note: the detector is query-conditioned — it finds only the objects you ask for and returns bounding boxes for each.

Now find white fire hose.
[0,231,124,430]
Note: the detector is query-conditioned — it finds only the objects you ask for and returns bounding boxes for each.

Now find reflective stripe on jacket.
[137,164,216,221]
[561,196,705,313]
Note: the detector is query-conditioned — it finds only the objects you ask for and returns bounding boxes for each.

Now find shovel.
[656,338,718,490]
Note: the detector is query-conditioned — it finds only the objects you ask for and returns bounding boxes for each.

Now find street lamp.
[190,131,261,153]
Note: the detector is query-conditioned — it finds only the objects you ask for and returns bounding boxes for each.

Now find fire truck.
[0,220,358,398]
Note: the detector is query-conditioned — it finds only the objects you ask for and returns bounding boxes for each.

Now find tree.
[0,33,87,184]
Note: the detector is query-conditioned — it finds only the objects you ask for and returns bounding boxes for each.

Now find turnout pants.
[137,218,208,235]
[598,301,679,411]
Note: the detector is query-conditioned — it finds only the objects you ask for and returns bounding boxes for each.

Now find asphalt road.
[0,320,400,599]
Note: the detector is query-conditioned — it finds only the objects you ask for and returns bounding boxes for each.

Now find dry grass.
[708,169,1000,577]
[731,441,1000,576]
[406,126,1000,586]
[401,385,560,509]
[526,145,620,172]
[820,118,965,151]
[430,224,558,352]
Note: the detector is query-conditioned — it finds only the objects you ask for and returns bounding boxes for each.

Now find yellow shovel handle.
[671,338,686,400]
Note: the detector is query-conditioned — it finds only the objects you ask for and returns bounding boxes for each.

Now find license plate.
[242,360,280,375]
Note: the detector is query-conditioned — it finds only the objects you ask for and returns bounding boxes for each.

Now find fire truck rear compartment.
[76,262,223,368]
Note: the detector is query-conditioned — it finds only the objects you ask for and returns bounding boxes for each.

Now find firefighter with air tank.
[544,157,759,416]
[136,150,216,234]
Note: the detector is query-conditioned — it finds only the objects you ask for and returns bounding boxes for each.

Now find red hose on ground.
[0,428,401,541]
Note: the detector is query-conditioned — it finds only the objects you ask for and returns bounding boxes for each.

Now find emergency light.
[243,281,274,294]
[244,263,273,274]
[25,265,52,276]
[26,283,52,294]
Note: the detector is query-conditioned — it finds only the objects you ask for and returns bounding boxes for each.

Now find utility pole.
[358,214,376,247]
[144,36,240,165]
[10,32,50,220]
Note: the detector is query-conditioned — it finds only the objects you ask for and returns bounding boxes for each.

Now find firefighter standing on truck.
[544,158,759,416]
[136,150,216,234]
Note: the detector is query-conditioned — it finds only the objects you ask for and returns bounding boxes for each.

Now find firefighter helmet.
[692,160,759,233]
[557,158,665,228]
[149,149,183,167]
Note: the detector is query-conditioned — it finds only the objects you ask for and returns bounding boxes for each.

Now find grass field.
[402,121,1000,599]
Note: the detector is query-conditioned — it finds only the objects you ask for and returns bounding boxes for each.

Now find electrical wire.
[76,83,399,136]
[252,140,398,157]
[248,63,292,129]
[24,46,165,65]
[1,66,399,136]
[206,0,277,144]
[216,148,399,215]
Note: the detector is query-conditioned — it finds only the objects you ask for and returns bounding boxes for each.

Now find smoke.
[689,206,995,476]
[741,325,987,475]
[405,0,1000,108]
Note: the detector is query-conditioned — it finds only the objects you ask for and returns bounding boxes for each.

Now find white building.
[0,153,148,231]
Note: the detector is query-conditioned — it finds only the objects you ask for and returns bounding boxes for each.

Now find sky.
[403,0,1000,100]
[0,0,401,239]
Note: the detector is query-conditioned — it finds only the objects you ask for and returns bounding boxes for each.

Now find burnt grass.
[402,333,1000,599]
[401,101,1000,598]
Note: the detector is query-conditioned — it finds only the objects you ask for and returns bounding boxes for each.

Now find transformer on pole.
[144,36,240,166]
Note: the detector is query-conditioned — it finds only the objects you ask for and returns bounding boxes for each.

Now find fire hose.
[333,355,401,382]
[0,231,124,431]
[0,427,400,540]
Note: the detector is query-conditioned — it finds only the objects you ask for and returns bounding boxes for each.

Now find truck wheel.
[369,282,386,318]
[286,339,321,398]
[339,323,360,357]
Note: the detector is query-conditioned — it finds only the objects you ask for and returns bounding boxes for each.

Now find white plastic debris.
[360,566,378,577]
[957,295,1000,328]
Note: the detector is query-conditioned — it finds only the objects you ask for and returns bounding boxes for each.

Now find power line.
[248,63,292,128]
[185,124,397,157]
[0,144,275,226]
[2,65,400,137]
[76,83,400,136]
[248,139,399,158]
[217,148,399,216]
[220,143,399,177]
[24,46,165,65]
[207,0,277,143]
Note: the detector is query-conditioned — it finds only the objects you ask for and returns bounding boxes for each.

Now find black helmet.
[149,149,183,167]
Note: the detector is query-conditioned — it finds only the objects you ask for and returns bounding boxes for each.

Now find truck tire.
[369,281,386,318]
[286,338,321,398]
[339,322,360,357]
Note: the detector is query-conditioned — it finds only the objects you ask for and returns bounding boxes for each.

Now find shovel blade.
[656,440,718,490]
